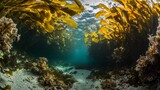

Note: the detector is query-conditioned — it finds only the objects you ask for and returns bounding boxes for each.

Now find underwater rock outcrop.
[24,57,76,90]
[88,68,137,90]
[135,18,160,83]
[0,17,19,54]
[0,17,20,73]
[30,57,48,74]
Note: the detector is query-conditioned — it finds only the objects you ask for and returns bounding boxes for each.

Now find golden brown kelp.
[86,0,160,43]
[45,27,73,50]
[86,0,160,64]
[135,18,160,84]
[0,0,84,53]
[0,0,84,32]
[16,23,74,56]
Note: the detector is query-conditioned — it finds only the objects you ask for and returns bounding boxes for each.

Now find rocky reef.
[0,17,20,74]
[25,57,76,90]
[87,68,145,90]
[0,1,160,90]
[87,18,160,90]
[135,18,160,84]
[0,17,19,54]
[0,17,76,90]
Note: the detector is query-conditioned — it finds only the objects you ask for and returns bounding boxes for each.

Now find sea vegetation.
[0,0,84,53]
[86,0,160,43]
[86,1,160,89]
[0,0,84,32]
[0,52,77,90]
[88,68,135,90]
[1,0,160,89]
[25,57,76,90]
[0,17,20,75]
[0,17,19,54]
[135,18,160,84]
[86,0,160,65]
[0,0,81,88]
[87,18,160,90]
[16,23,74,57]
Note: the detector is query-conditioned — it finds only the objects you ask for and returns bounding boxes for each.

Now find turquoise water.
[22,28,93,66]
[17,8,99,68]
[67,37,90,64]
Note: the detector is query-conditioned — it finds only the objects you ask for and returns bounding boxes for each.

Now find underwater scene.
[0,0,160,90]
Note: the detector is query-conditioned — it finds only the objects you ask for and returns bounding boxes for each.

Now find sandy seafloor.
[0,65,148,90]
[0,69,44,90]
[55,66,147,90]
[0,0,159,90]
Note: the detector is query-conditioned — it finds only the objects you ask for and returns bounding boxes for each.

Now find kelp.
[0,0,84,32]
[45,27,73,50]
[85,0,160,44]
[85,0,160,65]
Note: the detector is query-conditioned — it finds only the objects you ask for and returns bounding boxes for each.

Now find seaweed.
[0,17,20,74]
[0,17,19,53]
[86,0,160,43]
[24,57,76,89]
[86,0,160,65]
[135,18,160,84]
[0,0,84,33]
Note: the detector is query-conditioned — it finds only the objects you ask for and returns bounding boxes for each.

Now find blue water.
[61,26,93,65]
[23,11,98,67]
[67,39,90,64]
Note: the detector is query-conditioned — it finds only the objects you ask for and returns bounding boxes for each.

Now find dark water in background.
[67,40,91,64]
[16,26,112,69]
[15,11,99,69]
[18,27,96,69]
[15,9,112,69]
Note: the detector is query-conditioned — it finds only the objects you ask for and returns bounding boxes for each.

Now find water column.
[66,11,99,66]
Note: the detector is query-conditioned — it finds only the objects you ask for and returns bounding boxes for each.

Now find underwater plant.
[0,17,19,54]
[85,0,160,43]
[0,17,23,75]
[25,57,76,89]
[86,0,160,64]
[0,0,84,32]
[0,0,84,55]
[135,18,160,84]
[44,25,73,50]
[15,24,74,58]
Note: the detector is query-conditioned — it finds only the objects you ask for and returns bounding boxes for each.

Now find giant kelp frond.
[85,0,160,44]
[0,0,84,32]
[62,0,84,16]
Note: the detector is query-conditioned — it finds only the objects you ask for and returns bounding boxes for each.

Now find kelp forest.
[0,0,160,90]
